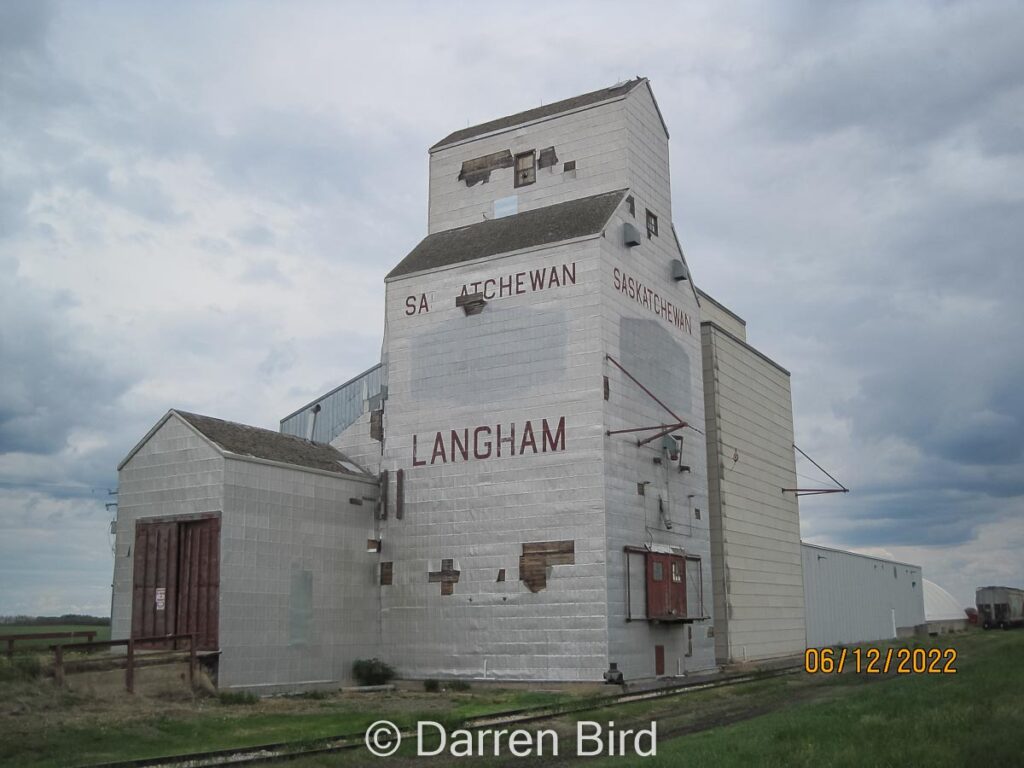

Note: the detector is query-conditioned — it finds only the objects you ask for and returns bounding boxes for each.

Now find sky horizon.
[2,0,1022,616]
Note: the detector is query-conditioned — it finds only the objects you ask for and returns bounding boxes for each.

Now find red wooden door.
[655,644,665,676]
[176,517,220,651]
[646,553,687,619]
[131,521,179,645]
[132,516,220,651]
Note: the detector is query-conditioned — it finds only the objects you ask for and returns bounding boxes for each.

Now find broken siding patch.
[538,146,558,169]
[519,540,575,592]
[458,150,514,186]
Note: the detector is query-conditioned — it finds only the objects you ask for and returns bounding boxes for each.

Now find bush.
[0,655,43,682]
[423,678,440,692]
[448,679,471,692]
[352,658,396,686]
[218,690,258,705]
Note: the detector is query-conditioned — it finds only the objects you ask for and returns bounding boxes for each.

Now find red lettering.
[515,272,525,294]
[412,434,426,466]
[405,296,417,316]
[562,262,576,285]
[473,426,492,459]
[529,269,546,291]
[520,421,537,454]
[500,275,513,296]
[613,267,621,290]
[542,417,566,452]
[497,423,515,457]
[548,268,560,288]
[450,429,469,461]
[431,433,447,465]
[483,279,496,299]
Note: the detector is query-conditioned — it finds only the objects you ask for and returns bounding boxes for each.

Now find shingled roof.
[386,188,627,280]
[175,411,368,476]
[431,78,646,150]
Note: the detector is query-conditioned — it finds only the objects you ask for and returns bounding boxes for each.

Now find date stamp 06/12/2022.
[804,646,958,675]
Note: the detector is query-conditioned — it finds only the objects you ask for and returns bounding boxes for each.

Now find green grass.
[0,624,111,651]
[0,684,581,767]
[593,631,1024,768]
[1,631,1020,767]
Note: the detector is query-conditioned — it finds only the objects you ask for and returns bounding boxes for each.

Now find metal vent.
[456,292,487,315]
[671,259,689,281]
[623,222,642,247]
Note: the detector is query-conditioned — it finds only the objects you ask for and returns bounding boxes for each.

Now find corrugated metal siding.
[280,363,386,444]
[802,543,926,647]
[702,322,806,663]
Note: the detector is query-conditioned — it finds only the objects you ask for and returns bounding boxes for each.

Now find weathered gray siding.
[218,458,380,691]
[377,237,609,680]
[702,322,806,663]
[600,207,715,679]
[427,99,629,234]
[697,290,746,341]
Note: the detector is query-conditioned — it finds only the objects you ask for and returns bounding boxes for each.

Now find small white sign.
[155,587,166,611]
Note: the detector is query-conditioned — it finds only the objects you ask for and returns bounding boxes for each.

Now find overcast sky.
[2,0,1022,615]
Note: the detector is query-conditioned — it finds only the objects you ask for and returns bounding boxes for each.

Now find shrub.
[448,679,471,692]
[218,690,258,705]
[423,678,440,692]
[352,658,396,686]
[0,655,43,682]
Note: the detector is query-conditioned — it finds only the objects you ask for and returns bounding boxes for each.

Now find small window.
[626,195,635,216]
[380,562,393,586]
[671,561,682,583]
[646,209,658,238]
[563,160,576,173]
[514,151,536,187]
[652,561,664,582]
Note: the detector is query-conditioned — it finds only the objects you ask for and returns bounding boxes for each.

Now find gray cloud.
[1,0,1022,614]
[0,262,133,458]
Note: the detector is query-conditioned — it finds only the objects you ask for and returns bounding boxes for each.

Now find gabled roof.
[431,78,646,151]
[386,188,627,280]
[118,410,370,477]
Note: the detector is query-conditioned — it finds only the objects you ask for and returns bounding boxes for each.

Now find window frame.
[646,208,658,238]
[514,150,537,188]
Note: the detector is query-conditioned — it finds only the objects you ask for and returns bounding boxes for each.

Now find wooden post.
[188,634,197,688]
[6,638,13,658]
[54,645,64,688]
[126,638,135,694]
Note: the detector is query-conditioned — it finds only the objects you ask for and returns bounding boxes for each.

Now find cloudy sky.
[2,0,1022,615]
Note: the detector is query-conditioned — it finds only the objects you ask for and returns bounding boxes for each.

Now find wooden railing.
[0,630,97,657]
[50,633,197,693]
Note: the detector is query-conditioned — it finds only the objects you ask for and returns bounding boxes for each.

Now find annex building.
[112,78,925,691]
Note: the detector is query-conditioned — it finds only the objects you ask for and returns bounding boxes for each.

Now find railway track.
[82,665,803,768]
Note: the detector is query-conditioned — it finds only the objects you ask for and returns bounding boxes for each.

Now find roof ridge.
[431,78,646,151]
[387,188,628,280]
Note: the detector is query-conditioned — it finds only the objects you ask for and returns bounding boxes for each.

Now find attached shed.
[801,543,925,647]
[112,410,381,692]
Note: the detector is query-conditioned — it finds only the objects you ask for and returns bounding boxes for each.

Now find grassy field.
[596,630,1024,768]
[0,624,111,651]
[0,629,1020,767]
